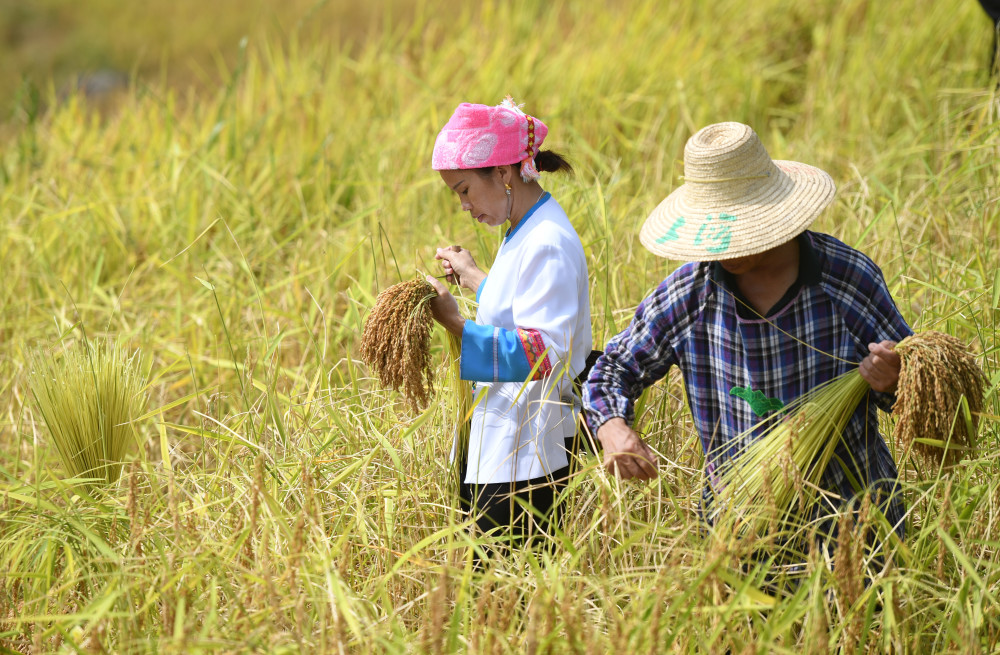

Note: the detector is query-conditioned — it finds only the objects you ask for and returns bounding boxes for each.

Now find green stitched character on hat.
[655,217,686,244]
[694,213,737,254]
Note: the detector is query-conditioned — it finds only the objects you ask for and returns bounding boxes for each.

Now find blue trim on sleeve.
[475,277,487,303]
[504,192,550,243]
[460,322,532,383]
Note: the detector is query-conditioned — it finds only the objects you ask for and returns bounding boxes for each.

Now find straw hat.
[639,122,836,261]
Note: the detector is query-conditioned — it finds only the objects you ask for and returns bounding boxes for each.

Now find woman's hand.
[425,276,466,337]
[435,246,486,294]
[860,340,901,393]
[596,418,659,480]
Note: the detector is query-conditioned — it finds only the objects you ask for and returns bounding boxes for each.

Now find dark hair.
[535,150,573,174]
[473,149,573,177]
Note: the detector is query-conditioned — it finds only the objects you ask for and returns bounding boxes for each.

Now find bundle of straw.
[28,340,149,488]
[711,370,869,533]
[359,278,438,410]
[893,330,986,467]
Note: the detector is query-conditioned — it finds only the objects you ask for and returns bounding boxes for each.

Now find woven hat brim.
[639,160,836,262]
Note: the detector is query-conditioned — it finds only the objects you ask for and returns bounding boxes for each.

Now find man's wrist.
[596,416,629,442]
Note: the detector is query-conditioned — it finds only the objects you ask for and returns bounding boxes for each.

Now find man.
[979,0,1000,78]
[584,122,909,537]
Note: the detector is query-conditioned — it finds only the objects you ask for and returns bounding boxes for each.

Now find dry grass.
[358,278,437,410]
[894,330,987,467]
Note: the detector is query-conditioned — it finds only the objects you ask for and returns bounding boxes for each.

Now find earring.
[505,183,511,196]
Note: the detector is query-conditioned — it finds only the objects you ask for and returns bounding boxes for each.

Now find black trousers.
[458,463,570,545]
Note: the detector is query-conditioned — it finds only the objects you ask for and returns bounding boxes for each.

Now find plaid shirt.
[584,232,911,532]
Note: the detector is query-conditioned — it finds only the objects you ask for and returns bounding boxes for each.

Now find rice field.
[2,0,1000,652]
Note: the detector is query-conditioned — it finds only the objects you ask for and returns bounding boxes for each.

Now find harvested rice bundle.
[713,330,986,534]
[711,370,869,533]
[893,330,986,467]
[359,278,437,410]
[28,340,149,488]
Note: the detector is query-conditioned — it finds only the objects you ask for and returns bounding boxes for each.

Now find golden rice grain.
[358,278,437,410]
[893,330,986,467]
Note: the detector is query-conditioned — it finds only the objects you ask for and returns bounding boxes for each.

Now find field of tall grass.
[2,0,1000,652]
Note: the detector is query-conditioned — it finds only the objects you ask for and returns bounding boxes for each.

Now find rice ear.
[358,277,438,410]
[893,330,986,468]
[714,330,988,537]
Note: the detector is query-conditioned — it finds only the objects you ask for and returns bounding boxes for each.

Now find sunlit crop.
[1,0,999,652]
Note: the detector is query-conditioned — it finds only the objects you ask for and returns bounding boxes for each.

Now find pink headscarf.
[431,96,549,182]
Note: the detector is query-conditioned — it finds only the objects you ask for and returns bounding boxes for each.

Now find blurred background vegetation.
[3,0,994,120]
[0,0,466,119]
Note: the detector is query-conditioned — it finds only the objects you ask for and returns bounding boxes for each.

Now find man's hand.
[859,340,901,393]
[596,417,659,480]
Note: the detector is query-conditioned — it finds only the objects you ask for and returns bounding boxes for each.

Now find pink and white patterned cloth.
[431,97,549,181]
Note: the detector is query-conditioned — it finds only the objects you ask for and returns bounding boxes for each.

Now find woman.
[424,97,592,546]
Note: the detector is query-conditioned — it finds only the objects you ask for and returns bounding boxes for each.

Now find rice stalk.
[448,331,472,494]
[27,340,149,488]
[893,330,986,467]
[358,277,437,410]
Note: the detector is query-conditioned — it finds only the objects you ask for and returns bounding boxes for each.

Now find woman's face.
[439,169,510,228]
